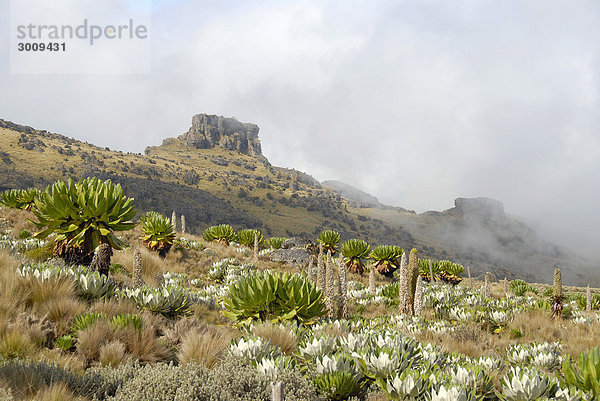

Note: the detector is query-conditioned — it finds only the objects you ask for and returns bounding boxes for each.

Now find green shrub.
[236,229,263,248]
[223,270,326,326]
[18,230,32,239]
[509,279,537,296]
[202,224,235,245]
[32,177,136,265]
[23,241,55,261]
[108,362,208,401]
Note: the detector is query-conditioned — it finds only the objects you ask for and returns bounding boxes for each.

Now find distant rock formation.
[177,114,263,157]
[322,180,381,208]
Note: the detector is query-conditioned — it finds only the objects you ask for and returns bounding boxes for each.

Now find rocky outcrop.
[178,114,263,157]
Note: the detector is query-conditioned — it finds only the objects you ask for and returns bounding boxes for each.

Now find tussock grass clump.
[99,340,129,367]
[0,330,37,360]
[177,329,231,368]
[251,321,297,355]
[21,275,76,309]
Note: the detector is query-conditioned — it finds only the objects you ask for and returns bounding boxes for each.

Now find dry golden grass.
[31,382,84,401]
[191,303,231,326]
[177,328,232,368]
[252,321,297,355]
[36,296,86,336]
[76,320,114,363]
[35,348,86,375]
[7,313,54,348]
[89,297,137,318]
[0,330,37,360]
[21,275,76,309]
[116,326,171,364]
[1,208,37,237]
[98,340,130,367]
[112,247,166,286]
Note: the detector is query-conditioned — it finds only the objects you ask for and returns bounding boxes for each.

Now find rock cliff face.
[177,114,263,157]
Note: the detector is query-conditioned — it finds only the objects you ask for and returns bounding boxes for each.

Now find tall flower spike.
[181,214,186,235]
[552,268,563,318]
[398,251,409,314]
[504,277,508,297]
[414,275,423,316]
[407,249,419,316]
[317,243,325,290]
[338,254,348,319]
[133,247,143,287]
[587,285,592,311]
[483,272,490,298]
[368,264,376,294]
[171,210,177,232]
[253,232,259,262]
[326,250,335,318]
[308,258,316,282]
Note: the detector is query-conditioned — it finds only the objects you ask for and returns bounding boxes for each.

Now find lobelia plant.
[562,346,600,396]
[222,270,326,326]
[140,213,176,257]
[264,237,286,250]
[0,188,41,211]
[32,177,136,265]
[340,239,370,275]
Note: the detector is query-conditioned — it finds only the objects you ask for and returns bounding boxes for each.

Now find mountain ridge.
[0,115,596,286]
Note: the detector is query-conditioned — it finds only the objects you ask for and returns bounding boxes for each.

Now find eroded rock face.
[179,114,262,157]
[270,248,312,265]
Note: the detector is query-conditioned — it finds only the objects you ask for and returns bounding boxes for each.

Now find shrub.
[111,313,143,331]
[177,329,231,368]
[223,270,326,326]
[32,177,136,265]
[18,229,31,239]
[122,286,192,318]
[55,335,76,352]
[0,331,36,359]
[202,224,235,246]
[140,213,175,257]
[71,312,107,335]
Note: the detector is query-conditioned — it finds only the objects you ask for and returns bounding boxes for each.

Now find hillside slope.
[0,115,596,285]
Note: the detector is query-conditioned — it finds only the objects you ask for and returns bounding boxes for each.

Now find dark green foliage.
[314,370,366,400]
[236,228,263,248]
[510,279,538,296]
[223,270,326,326]
[18,229,31,239]
[111,313,143,330]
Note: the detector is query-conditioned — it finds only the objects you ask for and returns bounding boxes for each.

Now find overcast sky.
[1,0,599,258]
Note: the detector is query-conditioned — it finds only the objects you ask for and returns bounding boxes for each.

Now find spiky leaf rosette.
[32,177,136,264]
[236,228,263,248]
[317,229,341,254]
[202,224,235,245]
[0,188,41,211]
[370,245,403,277]
[341,239,370,275]
[264,237,286,250]
[223,270,326,326]
[140,213,176,257]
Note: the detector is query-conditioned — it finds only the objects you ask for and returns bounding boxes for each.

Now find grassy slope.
[1,123,597,286]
